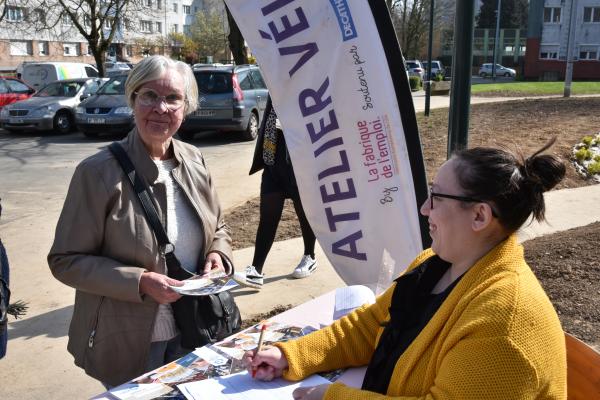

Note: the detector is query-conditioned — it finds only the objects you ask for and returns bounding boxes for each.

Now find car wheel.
[82,130,99,138]
[480,72,487,78]
[241,112,259,141]
[504,72,511,77]
[53,111,73,134]
[178,130,195,141]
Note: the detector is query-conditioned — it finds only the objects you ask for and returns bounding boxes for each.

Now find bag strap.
[108,142,171,248]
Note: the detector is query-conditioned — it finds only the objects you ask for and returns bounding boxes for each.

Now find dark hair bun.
[523,153,566,192]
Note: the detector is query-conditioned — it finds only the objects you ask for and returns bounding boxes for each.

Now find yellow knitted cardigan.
[277,235,567,399]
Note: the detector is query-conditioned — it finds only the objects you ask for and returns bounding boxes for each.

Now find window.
[250,69,266,89]
[183,24,191,35]
[7,6,26,22]
[157,0,162,9]
[38,41,49,56]
[183,5,190,14]
[10,40,32,55]
[156,21,162,33]
[171,24,178,33]
[126,45,133,57]
[62,14,72,26]
[540,51,558,59]
[63,42,80,56]
[0,82,8,94]
[237,71,253,90]
[141,20,153,33]
[543,7,561,23]
[579,49,598,60]
[84,15,91,27]
[104,18,112,29]
[172,3,178,12]
[145,0,152,7]
[583,7,600,23]
[6,79,32,93]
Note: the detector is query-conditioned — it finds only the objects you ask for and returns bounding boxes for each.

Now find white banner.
[225,0,430,286]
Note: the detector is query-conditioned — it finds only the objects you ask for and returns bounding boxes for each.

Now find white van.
[21,62,99,90]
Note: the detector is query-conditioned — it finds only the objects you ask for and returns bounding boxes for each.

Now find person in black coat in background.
[234,97,317,289]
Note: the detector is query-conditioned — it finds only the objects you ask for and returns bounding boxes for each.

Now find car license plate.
[9,118,24,124]
[87,118,106,124]
[194,110,215,117]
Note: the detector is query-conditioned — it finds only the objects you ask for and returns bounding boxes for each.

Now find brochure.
[169,276,238,296]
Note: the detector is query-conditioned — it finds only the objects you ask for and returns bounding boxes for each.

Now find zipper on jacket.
[88,297,105,348]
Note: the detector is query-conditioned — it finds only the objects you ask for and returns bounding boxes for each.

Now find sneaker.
[233,265,264,289]
[292,255,317,279]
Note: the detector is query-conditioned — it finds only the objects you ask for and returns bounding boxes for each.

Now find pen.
[252,324,267,378]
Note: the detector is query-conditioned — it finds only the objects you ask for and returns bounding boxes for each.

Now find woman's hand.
[202,252,225,276]
[292,384,329,400]
[139,271,182,304]
[242,345,289,381]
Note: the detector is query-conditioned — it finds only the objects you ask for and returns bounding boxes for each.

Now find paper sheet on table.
[333,285,376,320]
[177,370,330,400]
[108,383,172,400]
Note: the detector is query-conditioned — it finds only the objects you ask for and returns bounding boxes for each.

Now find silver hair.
[125,56,198,116]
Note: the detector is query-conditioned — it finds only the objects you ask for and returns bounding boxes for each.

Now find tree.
[477,0,528,29]
[3,0,161,76]
[190,7,228,62]
[387,0,453,60]
[168,32,199,63]
[225,4,246,65]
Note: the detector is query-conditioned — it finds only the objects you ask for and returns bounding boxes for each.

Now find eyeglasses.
[429,186,498,217]
[134,89,185,111]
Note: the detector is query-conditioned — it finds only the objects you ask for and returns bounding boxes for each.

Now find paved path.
[1,94,599,399]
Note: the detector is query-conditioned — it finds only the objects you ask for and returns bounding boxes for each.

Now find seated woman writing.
[244,140,567,400]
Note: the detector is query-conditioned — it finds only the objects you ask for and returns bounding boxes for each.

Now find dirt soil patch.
[225,97,600,349]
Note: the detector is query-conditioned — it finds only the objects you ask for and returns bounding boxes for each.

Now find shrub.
[582,136,594,146]
[594,155,600,162]
[409,76,422,91]
[433,72,444,82]
[575,148,593,161]
[588,161,600,175]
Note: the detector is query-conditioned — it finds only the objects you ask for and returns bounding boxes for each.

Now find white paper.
[170,277,238,296]
[193,346,229,365]
[178,370,330,400]
[108,383,172,400]
[333,285,376,320]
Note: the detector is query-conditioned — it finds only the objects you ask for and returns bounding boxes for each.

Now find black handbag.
[109,143,242,349]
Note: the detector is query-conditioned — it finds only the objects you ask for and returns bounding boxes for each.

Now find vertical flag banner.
[225,0,430,286]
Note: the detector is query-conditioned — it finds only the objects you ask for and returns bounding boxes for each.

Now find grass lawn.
[471,81,600,96]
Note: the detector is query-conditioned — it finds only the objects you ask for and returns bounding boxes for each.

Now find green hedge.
[409,76,422,91]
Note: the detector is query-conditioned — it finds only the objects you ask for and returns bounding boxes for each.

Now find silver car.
[405,60,425,80]
[75,75,134,138]
[479,63,516,78]
[0,78,107,133]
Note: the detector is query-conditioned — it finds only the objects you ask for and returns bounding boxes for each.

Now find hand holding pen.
[242,325,289,381]
[252,324,267,378]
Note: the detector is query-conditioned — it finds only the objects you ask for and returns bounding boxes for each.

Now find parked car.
[105,62,132,77]
[479,63,516,78]
[75,74,134,138]
[405,60,425,80]
[0,78,107,133]
[422,60,445,79]
[0,77,35,111]
[20,62,99,91]
[178,64,269,141]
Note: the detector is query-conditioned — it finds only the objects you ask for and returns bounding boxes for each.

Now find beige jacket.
[48,129,233,386]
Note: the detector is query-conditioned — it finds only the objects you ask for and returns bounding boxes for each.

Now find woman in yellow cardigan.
[244,140,568,400]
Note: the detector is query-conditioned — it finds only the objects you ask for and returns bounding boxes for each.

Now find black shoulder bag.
[109,142,241,349]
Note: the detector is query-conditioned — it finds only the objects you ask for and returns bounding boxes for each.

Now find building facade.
[525,0,600,79]
[0,0,223,73]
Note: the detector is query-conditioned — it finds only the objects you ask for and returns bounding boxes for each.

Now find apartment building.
[0,0,221,72]
[525,0,600,79]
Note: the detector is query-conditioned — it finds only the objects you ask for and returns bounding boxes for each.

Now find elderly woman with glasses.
[245,141,568,400]
[48,56,234,387]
